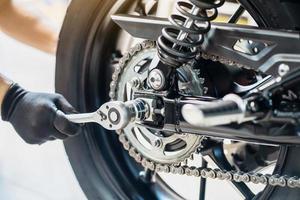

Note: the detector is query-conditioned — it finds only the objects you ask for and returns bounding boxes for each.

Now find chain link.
[109,40,300,189]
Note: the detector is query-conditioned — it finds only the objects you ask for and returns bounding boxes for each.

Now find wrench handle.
[65,112,97,124]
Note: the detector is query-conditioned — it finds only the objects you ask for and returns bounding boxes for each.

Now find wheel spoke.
[125,82,133,101]
[139,168,155,184]
[137,68,149,82]
[138,127,180,146]
[138,127,159,145]
[228,5,245,24]
[199,158,208,200]
[204,144,255,199]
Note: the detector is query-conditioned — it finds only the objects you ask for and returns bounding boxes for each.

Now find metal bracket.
[112,14,300,76]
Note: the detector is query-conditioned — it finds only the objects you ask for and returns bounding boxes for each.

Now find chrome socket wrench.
[65,99,149,130]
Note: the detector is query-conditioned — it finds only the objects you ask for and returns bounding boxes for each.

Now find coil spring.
[157,0,225,67]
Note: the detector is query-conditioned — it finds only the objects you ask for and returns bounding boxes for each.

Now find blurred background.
[0,0,86,199]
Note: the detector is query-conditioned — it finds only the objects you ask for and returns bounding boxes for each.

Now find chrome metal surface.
[66,100,149,130]
[278,63,290,77]
[111,40,204,164]
[182,94,255,127]
[109,40,300,189]
[148,69,166,90]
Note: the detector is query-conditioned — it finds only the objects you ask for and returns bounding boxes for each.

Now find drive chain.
[109,40,300,188]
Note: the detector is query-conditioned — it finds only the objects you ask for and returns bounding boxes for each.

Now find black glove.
[1,84,81,144]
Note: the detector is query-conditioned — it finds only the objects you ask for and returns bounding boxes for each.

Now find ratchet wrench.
[65,99,149,130]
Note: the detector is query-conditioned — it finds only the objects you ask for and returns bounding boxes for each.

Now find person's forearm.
[0,73,13,109]
[0,1,57,54]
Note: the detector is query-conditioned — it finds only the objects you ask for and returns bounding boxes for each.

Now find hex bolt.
[253,47,259,54]
[249,101,259,112]
[278,63,290,77]
[129,77,141,88]
[148,69,165,90]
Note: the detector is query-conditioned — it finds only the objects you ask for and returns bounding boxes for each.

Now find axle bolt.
[148,69,165,90]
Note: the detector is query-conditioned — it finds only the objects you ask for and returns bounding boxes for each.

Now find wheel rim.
[64,0,299,199]
[77,1,182,199]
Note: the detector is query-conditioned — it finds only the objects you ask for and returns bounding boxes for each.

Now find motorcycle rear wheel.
[56,0,300,199]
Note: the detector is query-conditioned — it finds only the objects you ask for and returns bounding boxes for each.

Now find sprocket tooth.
[110,40,204,169]
[107,40,296,188]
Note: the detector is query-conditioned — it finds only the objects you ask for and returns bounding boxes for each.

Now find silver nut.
[129,77,141,88]
[148,69,165,90]
[278,63,290,77]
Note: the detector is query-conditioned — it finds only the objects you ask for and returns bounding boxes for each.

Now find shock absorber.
[157,0,225,67]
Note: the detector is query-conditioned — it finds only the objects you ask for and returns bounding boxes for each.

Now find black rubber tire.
[56,1,140,199]
[55,0,300,199]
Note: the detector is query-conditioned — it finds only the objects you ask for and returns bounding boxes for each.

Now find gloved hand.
[1,84,81,144]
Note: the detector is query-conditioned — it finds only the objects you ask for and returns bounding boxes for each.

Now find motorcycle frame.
[112,14,300,146]
[112,14,300,77]
[136,94,300,146]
